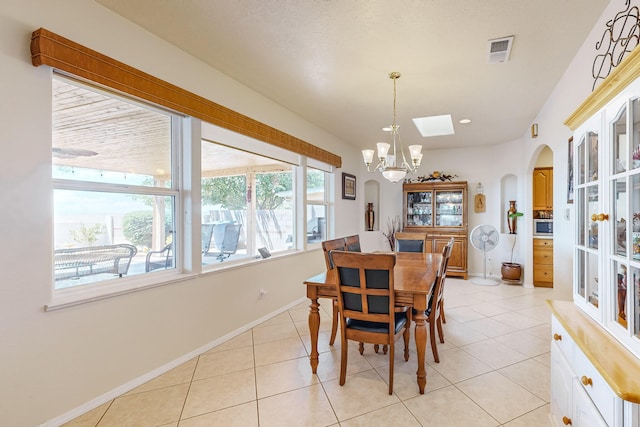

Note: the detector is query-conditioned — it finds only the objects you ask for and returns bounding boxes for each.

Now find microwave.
[534,219,553,236]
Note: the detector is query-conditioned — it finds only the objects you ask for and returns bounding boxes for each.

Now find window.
[201,140,295,265]
[52,75,182,290]
[306,168,328,244]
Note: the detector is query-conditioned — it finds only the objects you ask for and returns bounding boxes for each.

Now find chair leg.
[329,300,339,346]
[374,344,379,353]
[440,299,446,323]
[388,342,394,395]
[339,334,348,386]
[403,313,411,362]
[436,315,445,344]
[430,317,440,363]
[382,345,388,355]
[358,342,364,355]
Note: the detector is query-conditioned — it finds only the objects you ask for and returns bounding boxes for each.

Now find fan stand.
[471,248,499,286]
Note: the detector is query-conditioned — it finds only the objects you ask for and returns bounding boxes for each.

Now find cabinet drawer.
[534,265,553,282]
[551,317,574,362]
[533,248,553,265]
[533,238,553,248]
[573,347,620,427]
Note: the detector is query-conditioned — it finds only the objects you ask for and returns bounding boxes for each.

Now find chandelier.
[362,72,423,183]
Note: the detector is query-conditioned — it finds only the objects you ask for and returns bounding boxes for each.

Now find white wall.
[0,0,623,425]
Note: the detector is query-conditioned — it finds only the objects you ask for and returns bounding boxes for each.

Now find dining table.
[303,251,443,394]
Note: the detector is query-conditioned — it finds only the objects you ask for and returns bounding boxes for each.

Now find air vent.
[487,36,514,63]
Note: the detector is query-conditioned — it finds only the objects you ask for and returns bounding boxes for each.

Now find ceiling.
[95,0,609,153]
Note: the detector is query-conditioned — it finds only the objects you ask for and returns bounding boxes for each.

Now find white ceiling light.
[412,114,455,137]
[362,72,423,183]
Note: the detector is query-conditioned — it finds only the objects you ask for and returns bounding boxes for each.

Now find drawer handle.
[581,375,593,387]
[553,333,562,341]
[562,416,572,425]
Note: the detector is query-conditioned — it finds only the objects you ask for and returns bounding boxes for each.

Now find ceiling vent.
[487,36,514,63]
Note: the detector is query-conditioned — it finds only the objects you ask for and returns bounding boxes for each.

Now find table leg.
[413,297,427,394]
[307,289,320,373]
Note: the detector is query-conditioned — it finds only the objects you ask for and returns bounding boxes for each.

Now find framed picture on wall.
[342,172,356,200]
[567,136,574,204]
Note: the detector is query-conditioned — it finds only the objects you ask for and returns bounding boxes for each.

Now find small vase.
[507,200,517,234]
[365,203,375,231]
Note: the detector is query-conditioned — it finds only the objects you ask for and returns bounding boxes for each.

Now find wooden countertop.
[547,300,640,403]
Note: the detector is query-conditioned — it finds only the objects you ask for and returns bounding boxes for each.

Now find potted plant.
[502,208,523,283]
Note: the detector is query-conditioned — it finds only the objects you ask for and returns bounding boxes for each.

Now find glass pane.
[577,188,586,246]
[632,266,640,337]
[588,131,599,182]
[632,175,640,261]
[576,250,586,299]
[54,189,174,289]
[613,178,627,257]
[435,190,463,227]
[407,191,432,226]
[307,205,326,243]
[588,186,599,250]
[586,251,600,308]
[52,77,173,187]
[613,105,628,173]
[633,99,640,170]
[256,170,294,251]
[307,169,325,200]
[578,135,586,185]
[614,261,628,327]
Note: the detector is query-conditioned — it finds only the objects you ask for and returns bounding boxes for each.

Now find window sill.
[46,271,197,311]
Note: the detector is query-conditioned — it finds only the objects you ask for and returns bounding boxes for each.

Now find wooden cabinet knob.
[562,416,572,425]
[581,375,593,386]
[553,333,562,341]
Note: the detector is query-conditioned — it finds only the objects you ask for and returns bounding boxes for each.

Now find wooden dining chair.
[321,238,347,346]
[426,238,454,363]
[438,237,455,326]
[394,232,428,253]
[344,234,361,252]
[331,250,410,395]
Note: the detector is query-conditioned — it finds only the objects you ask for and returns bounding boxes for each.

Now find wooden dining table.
[303,251,443,394]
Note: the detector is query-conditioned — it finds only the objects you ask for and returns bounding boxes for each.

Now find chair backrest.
[201,223,215,253]
[321,238,347,270]
[394,232,428,253]
[344,234,361,252]
[429,238,454,315]
[220,224,242,254]
[331,251,396,324]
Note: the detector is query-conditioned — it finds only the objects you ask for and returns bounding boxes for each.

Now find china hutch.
[402,181,468,279]
[549,47,640,426]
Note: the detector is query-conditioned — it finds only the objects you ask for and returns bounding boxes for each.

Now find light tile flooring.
[63,278,555,426]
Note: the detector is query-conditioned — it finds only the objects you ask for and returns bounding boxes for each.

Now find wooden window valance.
[30,28,341,168]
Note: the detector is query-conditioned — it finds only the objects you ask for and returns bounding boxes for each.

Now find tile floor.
[63,278,554,426]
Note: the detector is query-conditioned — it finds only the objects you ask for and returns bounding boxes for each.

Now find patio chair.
[213,223,242,261]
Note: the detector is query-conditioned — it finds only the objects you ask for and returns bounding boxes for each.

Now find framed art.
[342,172,356,200]
[567,136,574,204]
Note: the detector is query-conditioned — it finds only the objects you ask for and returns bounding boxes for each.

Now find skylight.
[412,114,455,137]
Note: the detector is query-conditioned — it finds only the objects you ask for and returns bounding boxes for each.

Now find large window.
[52,75,181,290]
[306,168,328,244]
[201,140,295,265]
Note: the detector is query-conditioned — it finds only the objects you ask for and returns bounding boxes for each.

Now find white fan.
[469,224,500,286]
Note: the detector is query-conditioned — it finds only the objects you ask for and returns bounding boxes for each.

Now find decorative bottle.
[366,203,375,231]
[507,200,517,234]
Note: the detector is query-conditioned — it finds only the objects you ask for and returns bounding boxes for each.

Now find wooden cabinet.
[533,238,553,287]
[403,181,468,279]
[533,167,553,210]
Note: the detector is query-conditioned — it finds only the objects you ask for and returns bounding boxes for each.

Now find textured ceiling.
[96,0,609,151]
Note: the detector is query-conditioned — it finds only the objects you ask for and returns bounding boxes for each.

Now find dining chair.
[321,238,347,346]
[426,237,454,363]
[438,237,455,325]
[331,250,410,395]
[344,234,361,252]
[394,231,428,253]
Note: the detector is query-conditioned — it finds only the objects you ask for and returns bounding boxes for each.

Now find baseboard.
[39,296,307,427]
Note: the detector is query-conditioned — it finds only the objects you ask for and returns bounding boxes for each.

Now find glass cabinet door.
[406,191,432,226]
[575,114,601,314]
[435,190,463,227]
